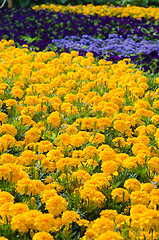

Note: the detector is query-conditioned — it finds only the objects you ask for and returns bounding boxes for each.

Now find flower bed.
[0,4,159,240]
[1,7,159,72]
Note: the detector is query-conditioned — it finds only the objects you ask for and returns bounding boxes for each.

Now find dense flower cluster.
[1,6,159,72]
[33,4,159,20]
[0,37,159,239]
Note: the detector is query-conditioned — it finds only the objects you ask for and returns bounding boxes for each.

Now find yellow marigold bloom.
[136,108,154,118]
[0,163,29,183]
[40,189,58,204]
[0,237,9,240]
[83,145,99,159]
[0,191,14,207]
[33,231,54,240]
[17,150,37,166]
[56,157,80,171]
[80,187,105,208]
[97,117,112,131]
[77,131,90,143]
[150,189,159,205]
[65,124,78,135]
[124,178,141,192]
[32,180,45,194]
[5,99,17,109]
[99,147,116,162]
[113,120,129,132]
[11,87,23,99]
[45,195,67,217]
[111,188,130,202]
[81,117,96,130]
[23,210,43,230]
[24,127,41,144]
[19,114,34,126]
[0,134,16,152]
[70,134,85,148]
[130,190,150,206]
[132,143,147,156]
[47,149,64,162]
[101,160,119,177]
[0,153,15,164]
[115,214,130,229]
[0,112,7,124]
[11,213,29,233]
[148,157,159,173]
[0,202,14,222]
[37,140,53,153]
[91,133,105,145]
[84,228,96,240]
[153,100,159,109]
[9,203,29,218]
[21,106,37,116]
[84,173,110,191]
[112,137,126,148]
[92,217,115,236]
[62,210,80,227]
[16,178,36,195]
[72,169,91,185]
[100,209,118,221]
[56,132,71,147]
[151,114,159,125]
[34,213,55,232]
[97,231,123,240]
[134,100,151,110]
[140,183,155,194]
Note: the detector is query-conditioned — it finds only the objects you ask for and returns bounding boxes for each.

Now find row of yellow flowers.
[32,4,159,20]
[0,39,159,239]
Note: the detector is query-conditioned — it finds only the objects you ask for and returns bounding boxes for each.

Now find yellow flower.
[32,231,54,240]
[124,178,141,192]
[80,187,106,208]
[0,134,16,152]
[150,189,159,205]
[111,188,130,202]
[11,213,29,233]
[91,217,115,236]
[72,170,91,185]
[70,134,85,148]
[81,117,96,131]
[17,150,37,166]
[91,133,105,145]
[0,153,15,164]
[97,231,123,240]
[45,195,67,217]
[34,213,55,232]
[19,114,34,126]
[40,189,58,204]
[100,209,118,221]
[0,202,14,222]
[101,160,119,177]
[62,210,80,227]
[130,190,150,205]
[23,210,42,230]
[37,140,53,153]
[113,120,129,132]
[9,203,29,218]
[148,157,159,173]
[24,127,41,144]
[16,178,36,195]
[0,191,14,207]
[0,112,7,124]
[11,87,23,99]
